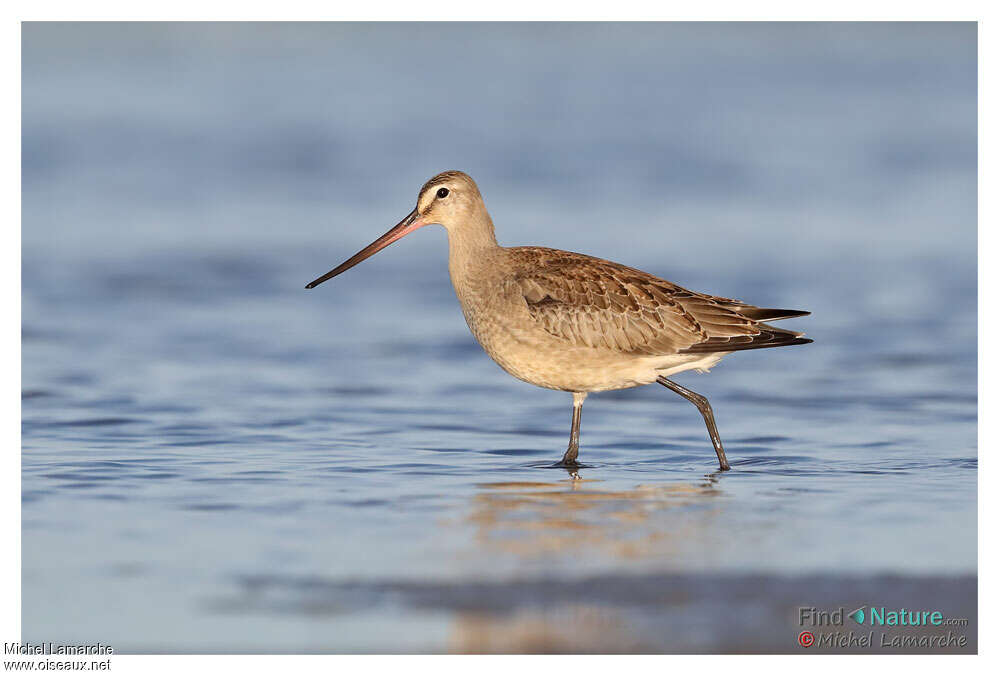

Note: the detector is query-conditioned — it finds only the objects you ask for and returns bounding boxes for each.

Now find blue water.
[22,22,977,652]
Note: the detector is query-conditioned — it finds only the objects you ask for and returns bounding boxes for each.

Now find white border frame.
[6,5,990,673]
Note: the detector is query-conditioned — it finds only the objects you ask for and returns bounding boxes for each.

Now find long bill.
[305,208,425,289]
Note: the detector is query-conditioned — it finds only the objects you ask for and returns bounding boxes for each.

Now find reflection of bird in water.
[307,171,811,470]
[466,476,723,559]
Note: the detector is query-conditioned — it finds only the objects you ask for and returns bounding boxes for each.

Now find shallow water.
[22,22,977,652]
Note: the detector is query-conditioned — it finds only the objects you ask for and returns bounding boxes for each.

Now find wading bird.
[306,171,810,470]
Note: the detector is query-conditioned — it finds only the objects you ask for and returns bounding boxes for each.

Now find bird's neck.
[446,212,501,285]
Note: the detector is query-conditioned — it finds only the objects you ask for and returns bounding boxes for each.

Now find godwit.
[306,171,811,471]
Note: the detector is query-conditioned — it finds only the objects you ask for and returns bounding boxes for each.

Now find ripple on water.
[32,417,146,428]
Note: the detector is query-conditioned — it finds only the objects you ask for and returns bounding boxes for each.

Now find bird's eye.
[436,187,449,199]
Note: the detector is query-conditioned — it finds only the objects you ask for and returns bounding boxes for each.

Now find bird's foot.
[554,460,582,480]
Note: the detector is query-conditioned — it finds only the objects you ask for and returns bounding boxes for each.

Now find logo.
[796,604,970,650]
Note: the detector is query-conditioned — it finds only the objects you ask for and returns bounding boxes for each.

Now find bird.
[306,171,811,471]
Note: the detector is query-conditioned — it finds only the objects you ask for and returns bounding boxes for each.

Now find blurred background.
[22,22,976,653]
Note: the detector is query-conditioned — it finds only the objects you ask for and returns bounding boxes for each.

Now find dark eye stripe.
[436,187,449,199]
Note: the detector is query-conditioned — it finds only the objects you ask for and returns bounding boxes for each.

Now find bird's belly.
[489,345,657,392]
[465,309,722,392]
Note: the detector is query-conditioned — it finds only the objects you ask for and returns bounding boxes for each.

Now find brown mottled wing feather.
[508,248,801,356]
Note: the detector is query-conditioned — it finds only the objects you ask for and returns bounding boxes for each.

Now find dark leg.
[559,392,587,466]
[657,376,731,471]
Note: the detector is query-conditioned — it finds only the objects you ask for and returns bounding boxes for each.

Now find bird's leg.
[657,377,730,471]
[559,392,587,467]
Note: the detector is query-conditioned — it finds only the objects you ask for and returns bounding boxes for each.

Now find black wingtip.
[741,307,811,321]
